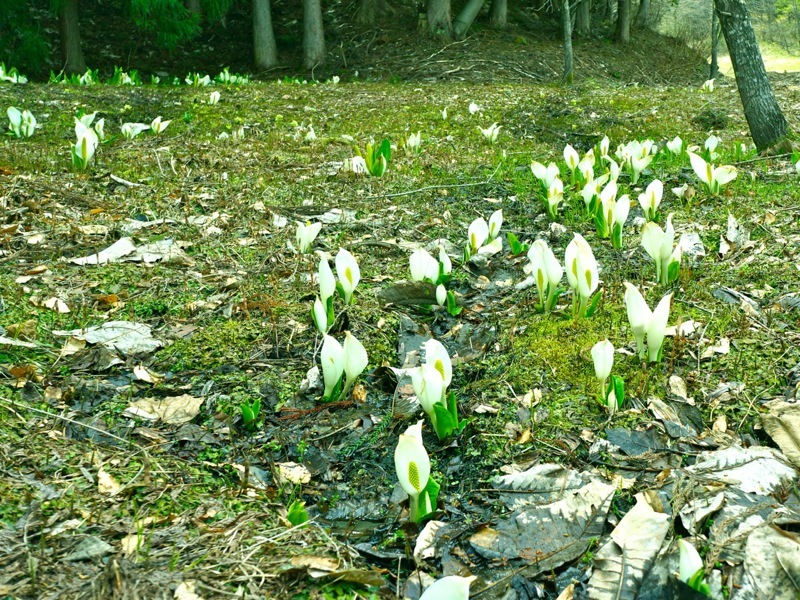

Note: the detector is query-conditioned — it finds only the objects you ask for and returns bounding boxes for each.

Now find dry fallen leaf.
[277,462,311,486]
[44,297,70,314]
[97,467,121,495]
[123,395,204,424]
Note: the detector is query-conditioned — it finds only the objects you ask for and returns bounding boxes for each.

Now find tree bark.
[253,0,278,69]
[489,0,507,28]
[303,0,326,69]
[576,0,591,36]
[616,0,630,43]
[59,0,86,75]
[453,0,485,39]
[562,0,574,83]
[634,0,649,27]
[710,8,720,79]
[355,0,376,25]
[427,0,452,40]
[714,0,789,151]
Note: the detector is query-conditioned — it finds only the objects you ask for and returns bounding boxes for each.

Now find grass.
[1,71,800,597]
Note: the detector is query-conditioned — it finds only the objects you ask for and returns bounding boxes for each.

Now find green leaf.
[606,375,625,410]
[322,377,344,403]
[687,569,711,596]
[286,500,309,527]
[416,476,440,523]
[667,260,680,284]
[584,290,603,318]
[432,402,456,440]
[507,232,523,255]
[240,398,261,430]
[594,208,607,238]
[377,138,391,162]
[611,223,623,249]
[446,291,462,316]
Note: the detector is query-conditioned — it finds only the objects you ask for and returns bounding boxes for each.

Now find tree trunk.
[562,0,574,83]
[355,0,376,25]
[635,0,649,27]
[714,0,789,151]
[59,0,86,75]
[576,0,591,36]
[616,0,630,43]
[489,0,507,28]
[427,0,452,40]
[253,0,278,69]
[303,0,326,69]
[709,9,720,79]
[453,0,485,39]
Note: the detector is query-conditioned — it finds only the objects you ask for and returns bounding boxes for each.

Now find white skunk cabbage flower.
[316,251,336,305]
[531,161,560,189]
[424,339,452,389]
[342,331,368,394]
[394,421,431,516]
[312,297,327,334]
[591,339,614,383]
[320,335,345,399]
[468,218,489,253]
[150,116,171,134]
[488,209,503,241]
[623,282,672,362]
[410,248,440,283]
[638,179,663,221]
[688,152,737,195]
[296,221,322,254]
[436,284,447,306]
[527,239,562,309]
[678,539,704,584]
[121,122,150,139]
[420,575,477,600]
[335,248,360,304]
[479,123,502,143]
[412,364,445,417]
[666,136,683,156]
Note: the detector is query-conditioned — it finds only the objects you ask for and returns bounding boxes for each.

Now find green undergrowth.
[2,75,800,597]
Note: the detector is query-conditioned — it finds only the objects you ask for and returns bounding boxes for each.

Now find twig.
[0,398,162,480]
[364,162,501,200]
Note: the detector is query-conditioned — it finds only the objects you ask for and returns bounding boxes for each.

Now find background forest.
[3,0,800,82]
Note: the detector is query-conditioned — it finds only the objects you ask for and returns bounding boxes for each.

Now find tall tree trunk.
[253,0,278,69]
[616,0,630,43]
[562,0,574,83]
[355,0,376,25]
[59,0,86,75]
[427,0,452,40]
[453,0,485,39]
[714,0,789,151]
[303,0,326,69]
[634,0,649,27]
[489,0,507,28]
[576,0,591,36]
[710,8,720,79]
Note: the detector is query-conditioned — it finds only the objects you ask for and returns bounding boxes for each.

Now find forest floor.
[3,9,800,600]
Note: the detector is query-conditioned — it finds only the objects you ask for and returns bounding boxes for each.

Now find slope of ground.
[1,26,800,600]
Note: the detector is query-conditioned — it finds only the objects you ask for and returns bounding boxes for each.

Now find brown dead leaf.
[6,320,37,340]
[97,467,121,495]
[123,395,204,424]
[60,337,87,357]
[44,297,70,313]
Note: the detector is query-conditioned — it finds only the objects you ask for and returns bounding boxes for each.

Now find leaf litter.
[2,48,800,600]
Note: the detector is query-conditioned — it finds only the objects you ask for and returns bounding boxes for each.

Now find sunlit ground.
[716,43,800,75]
